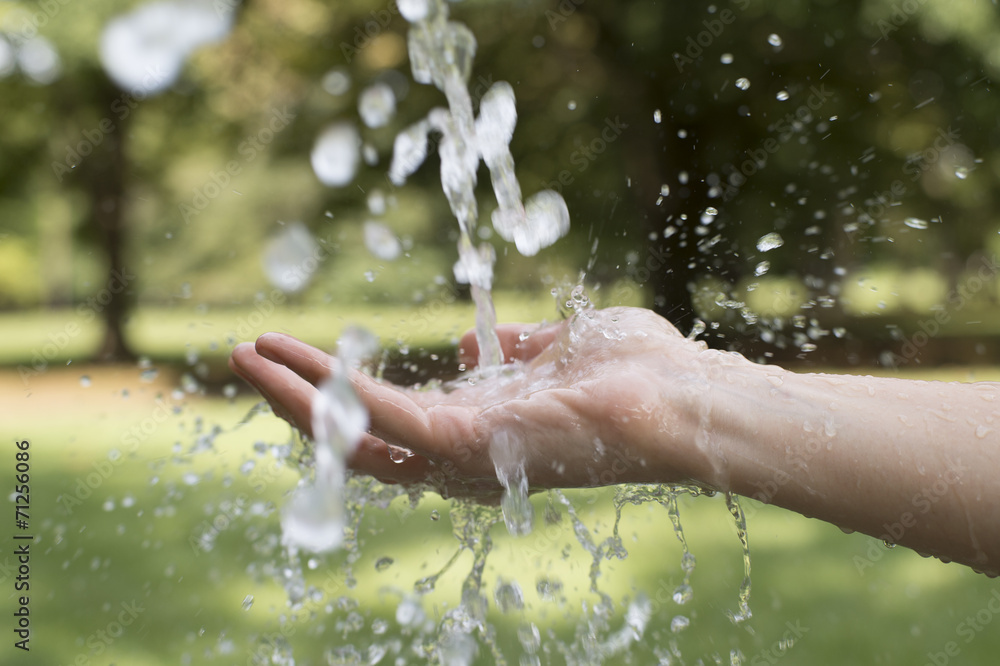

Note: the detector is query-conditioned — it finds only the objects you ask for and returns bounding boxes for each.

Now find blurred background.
[3,0,1000,663]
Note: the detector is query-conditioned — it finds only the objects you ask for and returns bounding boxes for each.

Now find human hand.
[228,306,722,497]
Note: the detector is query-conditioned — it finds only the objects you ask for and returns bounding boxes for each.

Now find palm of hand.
[229,306,702,496]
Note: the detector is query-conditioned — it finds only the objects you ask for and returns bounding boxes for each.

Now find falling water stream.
[261,0,754,662]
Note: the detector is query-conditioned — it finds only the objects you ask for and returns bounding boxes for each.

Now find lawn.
[3,305,1000,665]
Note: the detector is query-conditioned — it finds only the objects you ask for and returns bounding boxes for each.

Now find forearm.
[699,351,1000,575]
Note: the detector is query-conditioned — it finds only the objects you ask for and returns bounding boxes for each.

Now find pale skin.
[228,306,1000,576]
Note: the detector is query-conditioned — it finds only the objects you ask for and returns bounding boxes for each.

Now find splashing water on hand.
[280,327,377,553]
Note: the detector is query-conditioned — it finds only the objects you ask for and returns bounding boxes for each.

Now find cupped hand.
[228,306,718,497]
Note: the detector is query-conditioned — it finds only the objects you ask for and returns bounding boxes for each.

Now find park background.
[3,0,1000,663]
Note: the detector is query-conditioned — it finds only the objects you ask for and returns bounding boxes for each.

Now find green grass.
[4,362,1000,665]
[0,293,569,369]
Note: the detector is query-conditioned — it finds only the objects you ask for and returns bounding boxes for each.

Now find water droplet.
[687,319,706,340]
[80,375,92,388]
[375,556,394,572]
[670,615,690,633]
[100,3,230,92]
[430,509,440,521]
[975,425,991,439]
[358,82,396,128]
[389,120,431,186]
[535,577,562,601]
[311,123,360,187]
[321,68,351,96]
[955,166,969,180]
[653,109,662,124]
[102,498,115,511]
[263,221,320,293]
[398,0,430,22]
[756,232,784,252]
[395,597,424,627]
[904,217,928,230]
[660,184,671,197]
[720,53,734,64]
[494,579,524,613]
[767,33,783,47]
[883,540,897,549]
[567,99,577,110]
[363,220,402,261]
[672,584,693,605]
[495,189,570,257]
[242,595,254,611]
[735,77,751,91]
[754,260,770,276]
[776,90,789,101]
[387,445,414,463]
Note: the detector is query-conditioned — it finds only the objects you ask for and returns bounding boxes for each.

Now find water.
[263,221,321,292]
[363,220,402,261]
[311,122,361,186]
[358,82,396,128]
[756,232,785,252]
[280,327,376,553]
[725,493,753,625]
[252,0,761,660]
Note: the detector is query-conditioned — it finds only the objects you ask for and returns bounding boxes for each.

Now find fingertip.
[457,329,479,368]
[255,331,294,355]
[230,342,257,367]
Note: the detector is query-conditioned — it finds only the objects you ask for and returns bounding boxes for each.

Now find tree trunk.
[87,78,136,363]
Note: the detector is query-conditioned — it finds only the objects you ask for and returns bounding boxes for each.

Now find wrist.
[684,349,790,494]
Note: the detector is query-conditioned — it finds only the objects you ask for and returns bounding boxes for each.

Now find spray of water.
[270,0,757,661]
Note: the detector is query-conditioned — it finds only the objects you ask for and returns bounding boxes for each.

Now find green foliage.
[1,0,1000,354]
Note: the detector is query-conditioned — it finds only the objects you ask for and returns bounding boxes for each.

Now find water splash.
[358,82,396,128]
[491,428,534,536]
[725,492,753,624]
[311,122,360,187]
[394,0,570,370]
[280,327,377,553]
[263,222,320,293]
[100,1,233,93]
